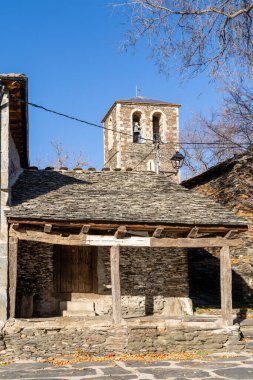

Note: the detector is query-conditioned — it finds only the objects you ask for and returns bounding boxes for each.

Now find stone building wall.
[0,90,23,321]
[103,102,179,177]
[16,241,190,318]
[182,153,253,307]
[16,241,59,317]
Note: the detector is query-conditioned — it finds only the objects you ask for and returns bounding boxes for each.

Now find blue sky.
[1,0,222,169]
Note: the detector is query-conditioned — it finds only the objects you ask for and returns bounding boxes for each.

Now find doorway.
[54,246,96,293]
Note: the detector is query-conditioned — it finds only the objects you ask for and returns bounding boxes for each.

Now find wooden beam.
[44,224,52,233]
[110,245,122,324]
[187,227,199,238]
[153,227,164,238]
[150,237,241,248]
[7,219,248,234]
[220,246,233,326]
[81,225,90,234]
[225,230,238,239]
[12,223,19,231]
[9,226,242,247]
[114,226,126,239]
[8,236,18,318]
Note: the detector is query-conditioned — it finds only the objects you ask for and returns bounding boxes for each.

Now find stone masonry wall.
[97,247,189,314]
[16,241,59,317]
[183,154,253,307]
[16,242,190,318]
[0,319,244,360]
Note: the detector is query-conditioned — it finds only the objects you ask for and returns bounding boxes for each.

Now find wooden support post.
[220,245,233,326]
[8,236,18,318]
[110,245,122,324]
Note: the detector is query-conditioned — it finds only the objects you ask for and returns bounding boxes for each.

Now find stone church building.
[0,74,249,358]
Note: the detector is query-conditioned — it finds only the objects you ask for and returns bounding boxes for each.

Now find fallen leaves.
[46,351,207,366]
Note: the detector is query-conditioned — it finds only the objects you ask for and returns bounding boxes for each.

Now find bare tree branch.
[116,0,253,77]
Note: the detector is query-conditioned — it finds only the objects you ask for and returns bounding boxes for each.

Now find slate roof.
[119,97,177,105]
[101,97,181,122]
[7,170,248,227]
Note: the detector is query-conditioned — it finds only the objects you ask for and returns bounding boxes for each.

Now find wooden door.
[54,246,93,293]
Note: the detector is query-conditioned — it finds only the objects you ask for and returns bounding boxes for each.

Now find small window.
[132,111,141,143]
[152,113,161,143]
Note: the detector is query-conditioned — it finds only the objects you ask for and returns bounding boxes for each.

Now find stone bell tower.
[102,97,180,174]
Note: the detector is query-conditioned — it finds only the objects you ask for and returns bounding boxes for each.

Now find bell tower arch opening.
[132,111,142,144]
[152,112,161,143]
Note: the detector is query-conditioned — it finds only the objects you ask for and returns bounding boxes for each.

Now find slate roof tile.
[7,170,248,226]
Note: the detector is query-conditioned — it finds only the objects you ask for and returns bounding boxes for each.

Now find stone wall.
[16,241,59,317]
[15,242,190,318]
[0,318,244,360]
[0,87,24,322]
[183,153,253,307]
[103,102,179,178]
[98,247,189,297]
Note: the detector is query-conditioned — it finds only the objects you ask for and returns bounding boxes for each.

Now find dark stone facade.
[182,152,253,308]
[16,242,189,317]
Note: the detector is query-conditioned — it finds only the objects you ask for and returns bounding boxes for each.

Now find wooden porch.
[8,220,246,326]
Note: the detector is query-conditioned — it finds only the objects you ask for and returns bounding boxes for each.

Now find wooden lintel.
[44,224,52,233]
[153,227,164,238]
[81,225,90,234]
[114,226,127,239]
[9,226,242,248]
[187,227,199,238]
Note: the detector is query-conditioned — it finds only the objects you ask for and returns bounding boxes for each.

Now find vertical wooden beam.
[110,245,122,324]
[8,236,18,318]
[220,245,233,326]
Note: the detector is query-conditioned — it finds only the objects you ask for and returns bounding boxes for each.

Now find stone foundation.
[0,317,244,360]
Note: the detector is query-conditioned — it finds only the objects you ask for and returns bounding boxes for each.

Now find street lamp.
[170,151,185,170]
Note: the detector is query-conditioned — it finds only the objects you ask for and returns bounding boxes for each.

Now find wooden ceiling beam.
[80,225,90,234]
[187,227,199,238]
[153,227,164,238]
[7,219,248,234]
[44,224,52,233]
[114,226,127,239]
[9,225,242,248]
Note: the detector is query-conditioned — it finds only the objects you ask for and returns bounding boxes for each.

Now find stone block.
[0,290,7,321]
[156,297,193,317]
[0,257,7,287]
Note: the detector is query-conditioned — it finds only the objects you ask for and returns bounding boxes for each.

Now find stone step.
[60,300,95,312]
[62,310,96,317]
[241,329,253,338]
[244,341,253,350]
[70,293,105,300]
[240,319,253,326]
